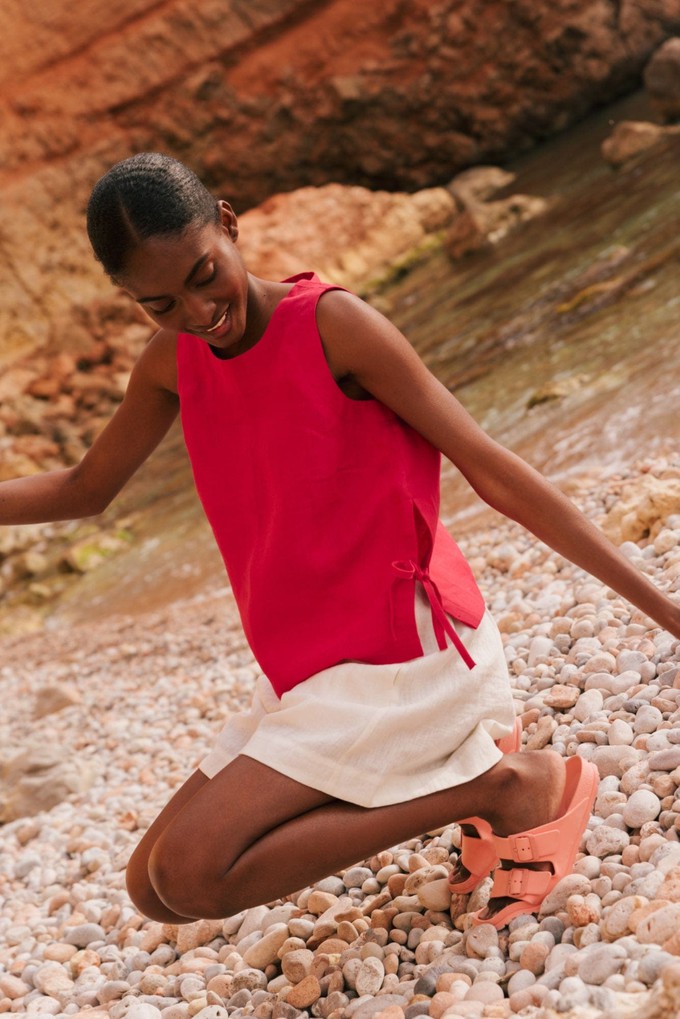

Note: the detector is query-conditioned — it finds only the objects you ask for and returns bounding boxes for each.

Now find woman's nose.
[184,292,216,329]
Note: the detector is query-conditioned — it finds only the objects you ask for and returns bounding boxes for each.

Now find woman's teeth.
[206,307,229,334]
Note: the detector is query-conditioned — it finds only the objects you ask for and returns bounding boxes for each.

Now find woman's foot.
[472,753,599,928]
[448,719,523,895]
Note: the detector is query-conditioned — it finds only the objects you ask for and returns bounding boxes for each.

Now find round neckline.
[206,278,304,362]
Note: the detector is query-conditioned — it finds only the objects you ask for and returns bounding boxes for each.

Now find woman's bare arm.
[0,330,179,525]
[317,290,680,639]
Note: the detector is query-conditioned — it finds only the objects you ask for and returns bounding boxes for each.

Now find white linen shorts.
[199,587,516,808]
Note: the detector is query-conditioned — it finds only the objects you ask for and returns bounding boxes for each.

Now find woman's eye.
[197,267,217,287]
[149,301,175,315]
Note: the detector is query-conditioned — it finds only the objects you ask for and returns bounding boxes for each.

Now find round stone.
[623,790,662,829]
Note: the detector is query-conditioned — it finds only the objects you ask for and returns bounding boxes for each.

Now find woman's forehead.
[121,222,219,295]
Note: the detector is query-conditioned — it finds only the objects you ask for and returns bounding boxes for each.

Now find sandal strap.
[491,866,553,901]
[492,828,561,863]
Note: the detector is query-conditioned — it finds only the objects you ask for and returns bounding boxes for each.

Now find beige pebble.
[307,891,339,915]
[355,956,385,996]
[206,975,233,998]
[404,865,448,894]
[33,964,75,996]
[69,949,101,976]
[429,992,459,1018]
[437,973,472,993]
[243,929,291,966]
[175,920,223,954]
[566,893,602,927]
[281,948,314,984]
[543,684,580,709]
[525,715,558,751]
[43,944,78,963]
[465,924,498,959]
[519,941,549,975]
[0,975,29,999]
[658,867,680,903]
[662,930,680,956]
[337,920,359,943]
[372,1007,405,1019]
[139,921,167,953]
[464,979,504,1003]
[636,902,680,944]
[416,878,451,912]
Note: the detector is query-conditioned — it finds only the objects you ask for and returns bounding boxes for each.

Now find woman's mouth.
[203,306,231,337]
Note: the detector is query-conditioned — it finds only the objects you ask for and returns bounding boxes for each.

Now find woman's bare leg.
[128,749,566,923]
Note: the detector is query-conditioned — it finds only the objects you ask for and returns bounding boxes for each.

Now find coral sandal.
[471,755,599,929]
[448,718,522,895]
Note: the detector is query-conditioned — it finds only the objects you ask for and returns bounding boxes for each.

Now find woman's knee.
[125,843,178,923]
[146,832,245,920]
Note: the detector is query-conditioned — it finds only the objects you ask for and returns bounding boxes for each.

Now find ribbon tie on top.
[392,559,475,670]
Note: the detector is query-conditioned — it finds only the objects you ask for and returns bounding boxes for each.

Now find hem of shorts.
[198,727,505,809]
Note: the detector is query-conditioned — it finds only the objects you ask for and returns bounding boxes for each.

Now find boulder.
[644,37,680,121]
[0,744,97,822]
[601,120,680,167]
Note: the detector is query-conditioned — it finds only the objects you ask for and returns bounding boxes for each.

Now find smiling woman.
[2,151,678,931]
[86,153,285,357]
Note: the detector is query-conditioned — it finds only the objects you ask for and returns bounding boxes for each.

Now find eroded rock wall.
[0,0,679,361]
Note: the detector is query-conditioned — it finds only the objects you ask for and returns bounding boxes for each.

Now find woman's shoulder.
[133,327,179,395]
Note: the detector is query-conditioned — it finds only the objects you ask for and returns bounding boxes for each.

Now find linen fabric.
[199,587,516,807]
[177,273,485,697]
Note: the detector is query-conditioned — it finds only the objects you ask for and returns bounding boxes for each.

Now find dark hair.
[86,152,220,280]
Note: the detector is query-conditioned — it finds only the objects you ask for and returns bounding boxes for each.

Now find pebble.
[284,974,321,1008]
[242,924,290,969]
[355,957,385,997]
[1,457,680,1019]
[623,789,662,828]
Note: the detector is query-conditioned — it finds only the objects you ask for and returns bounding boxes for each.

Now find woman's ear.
[218,200,239,242]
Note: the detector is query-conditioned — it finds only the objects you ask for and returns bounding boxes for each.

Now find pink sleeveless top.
[177,273,485,696]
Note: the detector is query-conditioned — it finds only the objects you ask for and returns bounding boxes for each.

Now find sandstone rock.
[0,744,97,822]
[602,475,680,543]
[645,37,680,121]
[444,167,549,259]
[601,120,680,167]
[239,184,457,294]
[33,682,82,718]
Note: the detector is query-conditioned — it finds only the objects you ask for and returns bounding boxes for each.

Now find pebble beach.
[1,457,679,1019]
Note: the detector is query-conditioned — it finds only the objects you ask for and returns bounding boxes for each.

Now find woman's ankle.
[482,751,565,837]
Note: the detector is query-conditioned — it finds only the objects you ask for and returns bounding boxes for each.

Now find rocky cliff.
[0,0,679,363]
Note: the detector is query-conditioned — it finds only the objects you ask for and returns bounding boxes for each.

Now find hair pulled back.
[86,152,220,280]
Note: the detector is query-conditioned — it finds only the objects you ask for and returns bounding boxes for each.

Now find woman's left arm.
[317,290,680,639]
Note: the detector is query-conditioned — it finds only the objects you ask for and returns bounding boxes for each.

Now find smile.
[204,306,230,335]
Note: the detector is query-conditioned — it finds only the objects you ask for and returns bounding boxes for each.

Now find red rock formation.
[0,0,678,362]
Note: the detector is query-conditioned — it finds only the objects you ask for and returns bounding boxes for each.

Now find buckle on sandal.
[508,869,530,897]
[511,835,535,862]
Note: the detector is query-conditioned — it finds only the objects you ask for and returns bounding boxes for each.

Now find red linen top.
[177,273,485,696]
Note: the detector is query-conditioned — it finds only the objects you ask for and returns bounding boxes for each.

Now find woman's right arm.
[0,330,180,525]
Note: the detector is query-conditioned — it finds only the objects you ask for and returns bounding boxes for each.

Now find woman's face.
[120,202,250,351]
